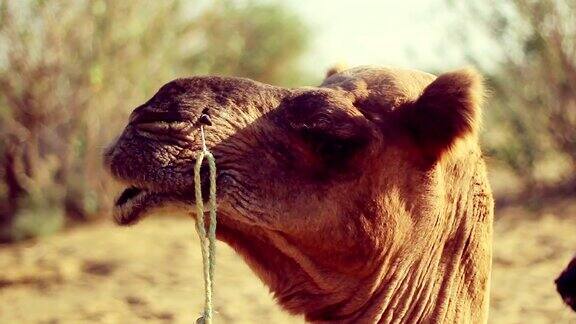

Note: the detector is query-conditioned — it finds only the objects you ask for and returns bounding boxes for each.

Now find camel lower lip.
[112,173,221,225]
[115,186,144,206]
[113,187,163,226]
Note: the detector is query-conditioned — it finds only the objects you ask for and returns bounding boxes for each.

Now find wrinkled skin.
[104,66,494,323]
[556,255,576,312]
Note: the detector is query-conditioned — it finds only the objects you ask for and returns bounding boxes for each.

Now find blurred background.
[0,0,574,322]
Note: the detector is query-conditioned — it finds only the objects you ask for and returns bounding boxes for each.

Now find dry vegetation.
[451,0,576,188]
[1,199,575,323]
[0,0,310,241]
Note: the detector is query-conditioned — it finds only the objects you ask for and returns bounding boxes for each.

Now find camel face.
[103,75,382,228]
[104,67,481,229]
[557,256,576,311]
[105,66,493,322]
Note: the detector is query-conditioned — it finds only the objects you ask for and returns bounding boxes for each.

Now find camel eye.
[300,128,365,167]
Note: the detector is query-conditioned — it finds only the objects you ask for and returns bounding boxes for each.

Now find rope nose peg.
[194,119,217,324]
[199,114,212,126]
[199,108,212,126]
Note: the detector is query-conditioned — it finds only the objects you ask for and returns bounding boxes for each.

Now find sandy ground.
[1,200,575,323]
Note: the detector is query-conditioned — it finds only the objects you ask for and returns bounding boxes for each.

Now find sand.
[1,200,575,323]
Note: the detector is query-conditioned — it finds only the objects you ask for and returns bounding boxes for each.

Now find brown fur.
[104,66,494,323]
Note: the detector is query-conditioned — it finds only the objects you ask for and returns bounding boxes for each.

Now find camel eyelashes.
[275,90,375,169]
[300,128,366,165]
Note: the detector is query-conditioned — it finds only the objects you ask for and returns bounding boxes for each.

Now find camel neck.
[309,159,493,323]
[217,152,493,324]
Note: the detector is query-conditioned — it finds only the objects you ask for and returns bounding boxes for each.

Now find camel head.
[104,66,493,322]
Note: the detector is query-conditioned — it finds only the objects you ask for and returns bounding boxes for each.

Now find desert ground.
[1,200,575,324]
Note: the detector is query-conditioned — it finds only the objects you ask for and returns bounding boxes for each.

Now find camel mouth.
[112,171,215,226]
[110,159,220,226]
[115,186,144,206]
[113,186,169,226]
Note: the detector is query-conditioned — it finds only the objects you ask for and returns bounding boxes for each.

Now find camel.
[556,255,576,311]
[104,66,494,323]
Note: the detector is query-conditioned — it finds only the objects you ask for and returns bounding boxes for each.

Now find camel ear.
[400,68,484,161]
[324,63,347,79]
